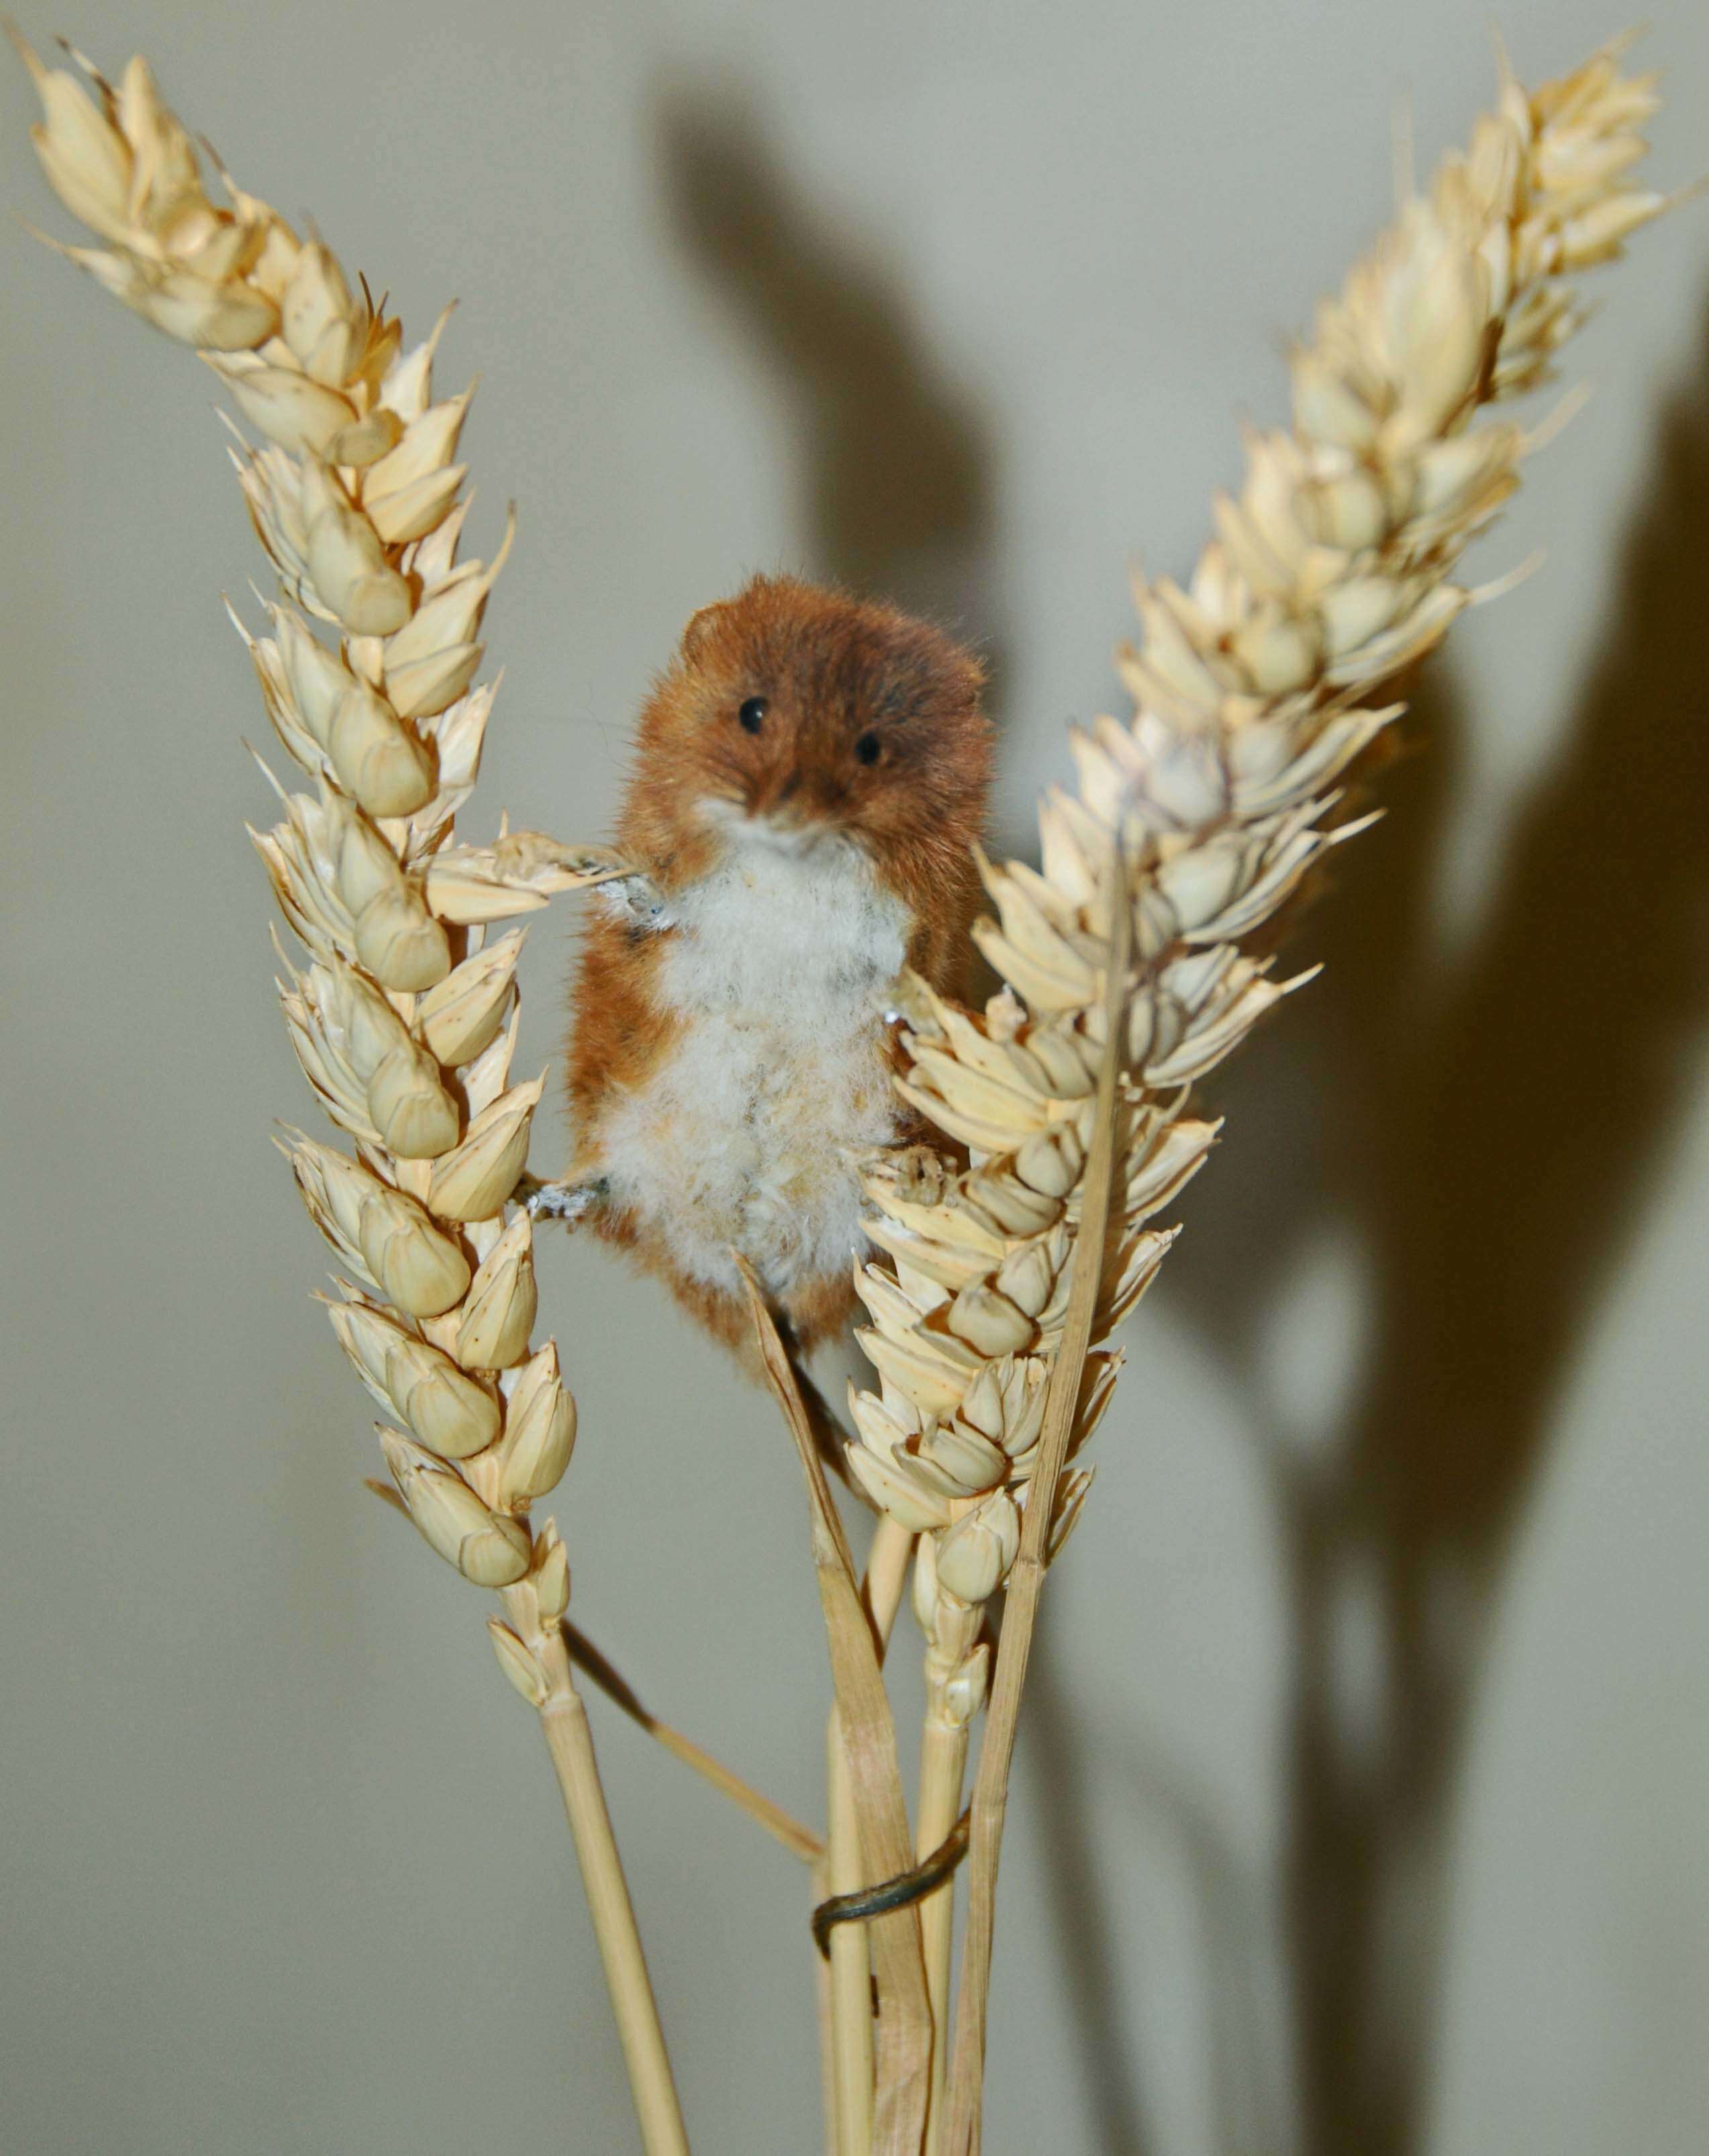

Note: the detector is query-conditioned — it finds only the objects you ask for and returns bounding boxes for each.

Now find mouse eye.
[738,697,767,734]
[854,730,883,767]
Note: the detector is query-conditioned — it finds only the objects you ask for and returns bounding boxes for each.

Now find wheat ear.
[10,32,688,2153]
[828,39,1674,2154]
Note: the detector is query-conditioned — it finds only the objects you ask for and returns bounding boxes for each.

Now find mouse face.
[622,575,991,903]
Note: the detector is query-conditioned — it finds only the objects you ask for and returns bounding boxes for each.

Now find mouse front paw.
[857,1142,949,1208]
[597,872,675,935]
[514,1174,608,1226]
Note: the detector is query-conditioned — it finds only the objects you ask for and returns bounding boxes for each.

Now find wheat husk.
[17,27,1679,2156]
[15,35,687,2153]
[829,42,1673,2155]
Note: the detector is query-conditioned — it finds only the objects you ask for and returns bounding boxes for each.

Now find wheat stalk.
[14,22,1682,2152]
[823,1517,918,2156]
[9,28,690,2152]
[740,1265,934,2156]
[829,38,1673,2153]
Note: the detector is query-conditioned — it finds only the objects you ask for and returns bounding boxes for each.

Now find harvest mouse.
[536,573,991,1361]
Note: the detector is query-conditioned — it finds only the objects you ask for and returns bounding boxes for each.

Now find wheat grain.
[12,30,686,2151]
[824,39,1673,2153]
[15,26,1681,2153]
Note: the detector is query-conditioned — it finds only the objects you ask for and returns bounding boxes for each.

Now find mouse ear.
[681,599,731,664]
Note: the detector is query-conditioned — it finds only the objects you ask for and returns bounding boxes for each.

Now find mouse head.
[624,574,991,903]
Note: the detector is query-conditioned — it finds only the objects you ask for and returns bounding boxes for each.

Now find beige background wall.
[5,3,1709,2151]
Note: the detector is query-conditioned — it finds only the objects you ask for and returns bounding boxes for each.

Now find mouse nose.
[762,769,822,828]
[747,765,845,846]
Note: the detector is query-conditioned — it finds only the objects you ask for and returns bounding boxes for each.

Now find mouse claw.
[596,871,675,934]
[516,1174,607,1226]
[857,1143,949,1208]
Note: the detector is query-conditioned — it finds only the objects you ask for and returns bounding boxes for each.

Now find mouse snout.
[748,761,848,835]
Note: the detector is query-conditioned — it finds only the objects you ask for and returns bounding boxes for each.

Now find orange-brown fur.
[565,574,991,1359]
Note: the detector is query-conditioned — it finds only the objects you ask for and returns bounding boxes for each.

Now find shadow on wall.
[658,68,1709,2156]
[650,72,1005,698]
[1166,303,1709,2156]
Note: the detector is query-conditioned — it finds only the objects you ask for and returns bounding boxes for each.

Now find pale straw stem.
[863,1515,916,1649]
[826,1709,875,2156]
[914,1708,970,2156]
[812,1851,840,2156]
[561,1619,822,1863]
[522,1612,691,2156]
[825,1513,916,2155]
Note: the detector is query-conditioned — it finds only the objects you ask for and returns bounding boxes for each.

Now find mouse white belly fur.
[592,822,912,1299]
